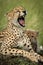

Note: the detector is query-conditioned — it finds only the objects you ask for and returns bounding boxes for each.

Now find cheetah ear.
[4,12,12,20]
[36,31,39,36]
[4,12,9,17]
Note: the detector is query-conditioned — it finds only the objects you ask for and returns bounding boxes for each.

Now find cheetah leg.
[1,48,43,62]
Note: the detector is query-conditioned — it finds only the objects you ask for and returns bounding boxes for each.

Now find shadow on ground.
[0,54,37,65]
[0,50,43,65]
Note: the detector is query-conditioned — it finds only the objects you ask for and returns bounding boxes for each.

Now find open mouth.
[18,16,25,27]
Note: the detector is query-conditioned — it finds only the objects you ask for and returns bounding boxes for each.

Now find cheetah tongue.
[19,19,25,27]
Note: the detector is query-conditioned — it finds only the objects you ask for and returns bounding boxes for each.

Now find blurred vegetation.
[0,54,38,65]
[0,0,43,65]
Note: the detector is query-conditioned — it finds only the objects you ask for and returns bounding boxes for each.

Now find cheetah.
[24,29,39,52]
[0,6,43,62]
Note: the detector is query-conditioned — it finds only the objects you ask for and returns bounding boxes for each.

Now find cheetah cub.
[0,6,43,62]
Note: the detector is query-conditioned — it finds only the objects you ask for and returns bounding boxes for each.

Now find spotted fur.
[24,29,39,52]
[0,6,43,62]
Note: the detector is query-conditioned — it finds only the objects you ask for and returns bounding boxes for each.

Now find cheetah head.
[6,6,26,27]
[25,30,39,44]
[25,30,39,52]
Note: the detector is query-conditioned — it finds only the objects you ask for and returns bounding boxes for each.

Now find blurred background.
[0,0,43,46]
[0,0,43,65]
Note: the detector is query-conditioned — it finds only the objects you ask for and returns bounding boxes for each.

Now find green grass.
[0,0,43,45]
[0,0,43,65]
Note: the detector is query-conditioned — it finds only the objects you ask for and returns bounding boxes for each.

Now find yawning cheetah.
[0,6,43,62]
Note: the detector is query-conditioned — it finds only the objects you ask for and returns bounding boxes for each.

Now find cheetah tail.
[2,48,43,63]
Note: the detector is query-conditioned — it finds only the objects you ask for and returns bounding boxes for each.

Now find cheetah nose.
[23,11,27,15]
